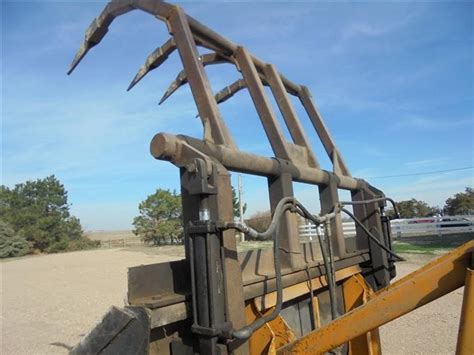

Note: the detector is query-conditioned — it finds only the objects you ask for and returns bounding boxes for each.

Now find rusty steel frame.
[69,1,403,354]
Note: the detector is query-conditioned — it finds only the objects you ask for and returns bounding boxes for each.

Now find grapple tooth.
[127,39,176,91]
[67,40,91,75]
[215,79,247,104]
[127,69,145,92]
[67,17,109,75]
[158,72,188,105]
[157,53,232,104]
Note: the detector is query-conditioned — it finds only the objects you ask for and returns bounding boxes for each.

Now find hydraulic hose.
[293,202,340,320]
[340,207,405,261]
[339,197,400,219]
[224,197,341,338]
[222,196,404,340]
[226,198,295,339]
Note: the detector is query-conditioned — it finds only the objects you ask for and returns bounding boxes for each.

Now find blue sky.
[2,1,473,230]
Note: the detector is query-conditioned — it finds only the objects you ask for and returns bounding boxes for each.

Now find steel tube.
[168,7,235,148]
[185,16,301,95]
[150,133,362,190]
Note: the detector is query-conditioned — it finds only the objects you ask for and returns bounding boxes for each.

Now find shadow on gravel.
[50,342,73,351]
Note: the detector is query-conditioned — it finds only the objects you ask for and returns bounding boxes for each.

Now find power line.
[368,166,474,179]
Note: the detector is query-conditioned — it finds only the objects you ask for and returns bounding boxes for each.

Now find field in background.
[86,230,135,241]
[393,233,473,254]
[87,228,473,256]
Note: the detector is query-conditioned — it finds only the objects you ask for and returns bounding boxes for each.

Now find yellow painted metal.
[342,274,381,355]
[255,265,361,311]
[246,302,296,354]
[312,292,321,329]
[246,303,274,354]
[265,311,296,354]
[277,240,474,354]
[456,268,474,355]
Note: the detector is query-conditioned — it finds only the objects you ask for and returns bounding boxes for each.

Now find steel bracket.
[188,221,218,235]
[187,158,217,196]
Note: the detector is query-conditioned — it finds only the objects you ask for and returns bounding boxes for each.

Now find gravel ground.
[1,248,464,354]
[379,253,464,354]
[1,249,182,355]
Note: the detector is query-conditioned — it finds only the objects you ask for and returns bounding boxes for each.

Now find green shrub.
[133,189,183,245]
[66,238,100,251]
[0,176,98,257]
[46,238,70,253]
[0,221,31,258]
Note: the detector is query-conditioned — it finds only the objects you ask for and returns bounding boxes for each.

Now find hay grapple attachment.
[68,1,474,354]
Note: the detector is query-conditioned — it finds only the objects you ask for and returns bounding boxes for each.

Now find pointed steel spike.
[127,39,176,91]
[127,67,148,91]
[158,90,171,105]
[158,72,188,105]
[67,40,91,75]
[67,16,110,75]
[158,85,177,105]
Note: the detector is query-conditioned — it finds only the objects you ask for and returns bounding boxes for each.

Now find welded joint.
[272,158,299,178]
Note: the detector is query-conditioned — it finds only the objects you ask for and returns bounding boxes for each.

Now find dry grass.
[85,230,135,241]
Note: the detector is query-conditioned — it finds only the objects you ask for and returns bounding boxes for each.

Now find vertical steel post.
[268,170,302,269]
[211,165,249,355]
[351,186,390,289]
[318,174,346,258]
[180,167,200,259]
[238,174,245,243]
[234,46,291,160]
[183,160,248,355]
[298,86,350,176]
[167,6,235,148]
[263,64,319,168]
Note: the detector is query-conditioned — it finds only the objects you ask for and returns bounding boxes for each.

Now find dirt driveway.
[1,249,465,354]
[1,249,182,355]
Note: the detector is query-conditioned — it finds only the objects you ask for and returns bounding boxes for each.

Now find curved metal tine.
[194,78,246,119]
[215,79,247,104]
[214,71,272,105]
[158,53,232,105]
[159,71,188,105]
[67,1,134,75]
[127,38,176,91]
[68,0,175,75]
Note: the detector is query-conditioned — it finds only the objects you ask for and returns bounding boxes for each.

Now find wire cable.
[368,166,473,179]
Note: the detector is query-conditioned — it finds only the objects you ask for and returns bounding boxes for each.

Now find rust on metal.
[67,1,458,354]
[254,265,361,311]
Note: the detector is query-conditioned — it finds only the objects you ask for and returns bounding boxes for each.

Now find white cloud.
[391,115,473,130]
[404,158,448,168]
[341,11,420,40]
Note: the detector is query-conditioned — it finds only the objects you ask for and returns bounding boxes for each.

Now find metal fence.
[97,216,473,248]
[299,215,474,240]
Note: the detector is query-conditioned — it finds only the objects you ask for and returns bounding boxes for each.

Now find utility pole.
[238,174,245,242]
